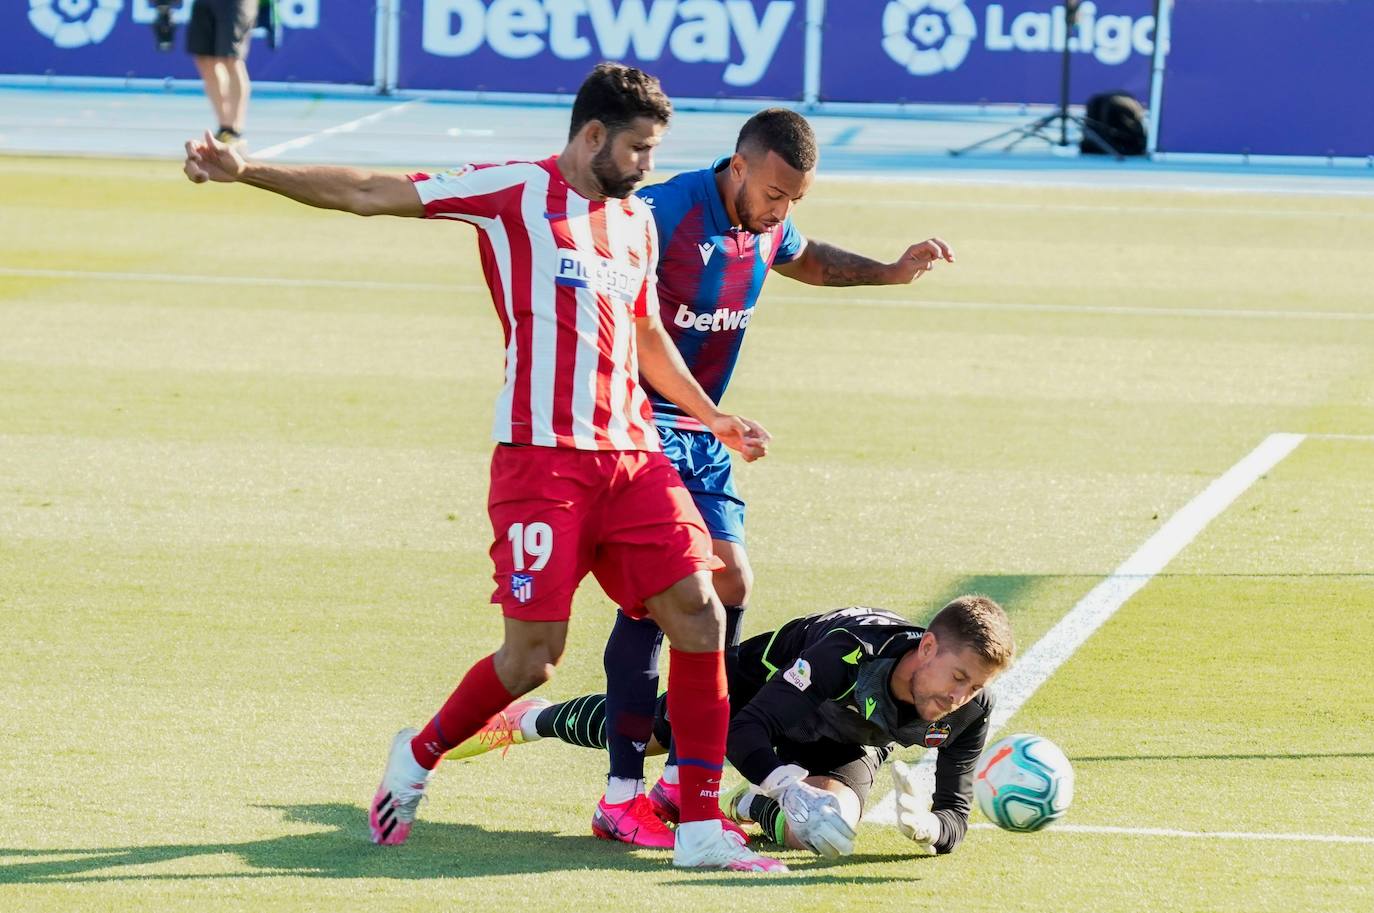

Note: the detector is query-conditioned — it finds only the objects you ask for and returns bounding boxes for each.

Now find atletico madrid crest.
[510,573,534,604]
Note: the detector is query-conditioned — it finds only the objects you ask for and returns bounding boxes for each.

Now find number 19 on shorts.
[507,521,553,571]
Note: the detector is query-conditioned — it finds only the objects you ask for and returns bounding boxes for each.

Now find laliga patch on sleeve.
[783,658,812,691]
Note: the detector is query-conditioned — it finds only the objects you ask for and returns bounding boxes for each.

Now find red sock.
[410,654,516,770]
[666,647,728,823]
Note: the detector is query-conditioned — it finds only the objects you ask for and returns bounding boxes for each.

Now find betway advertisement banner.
[1157,0,1374,158]
[396,0,807,98]
[821,0,1158,105]
[7,0,376,85]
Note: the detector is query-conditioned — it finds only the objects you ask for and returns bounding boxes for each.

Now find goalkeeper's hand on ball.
[761,764,857,858]
[892,759,941,854]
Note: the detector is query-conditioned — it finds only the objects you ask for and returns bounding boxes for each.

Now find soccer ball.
[973,733,1074,832]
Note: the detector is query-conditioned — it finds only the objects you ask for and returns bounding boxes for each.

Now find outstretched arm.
[772,237,955,287]
[183,131,424,218]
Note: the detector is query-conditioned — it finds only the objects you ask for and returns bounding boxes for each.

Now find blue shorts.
[658,426,746,544]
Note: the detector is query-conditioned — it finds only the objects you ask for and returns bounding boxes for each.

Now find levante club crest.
[924,721,952,747]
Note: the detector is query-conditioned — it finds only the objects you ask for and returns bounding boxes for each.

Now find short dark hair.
[927,595,1016,672]
[735,107,818,172]
[568,63,673,140]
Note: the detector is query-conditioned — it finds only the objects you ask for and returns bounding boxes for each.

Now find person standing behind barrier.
[188,0,258,145]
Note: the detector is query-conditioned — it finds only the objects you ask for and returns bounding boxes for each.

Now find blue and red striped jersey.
[636,159,806,430]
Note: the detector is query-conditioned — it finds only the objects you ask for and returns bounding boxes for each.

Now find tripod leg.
[950,114,1060,156]
[951,123,1034,157]
[1005,114,1064,152]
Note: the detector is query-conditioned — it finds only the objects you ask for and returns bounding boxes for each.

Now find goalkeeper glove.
[892,759,941,854]
[761,764,857,858]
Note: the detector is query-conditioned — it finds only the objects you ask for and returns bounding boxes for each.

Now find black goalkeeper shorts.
[651,693,894,810]
[187,0,258,59]
[774,739,894,810]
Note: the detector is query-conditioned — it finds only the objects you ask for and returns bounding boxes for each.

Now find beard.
[915,691,954,721]
[732,184,769,233]
[591,144,641,199]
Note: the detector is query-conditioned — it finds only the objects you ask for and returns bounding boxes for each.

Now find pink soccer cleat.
[647,777,680,823]
[592,794,676,848]
[650,778,749,841]
[444,697,550,761]
[369,728,431,846]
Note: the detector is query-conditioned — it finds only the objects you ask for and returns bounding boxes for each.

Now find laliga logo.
[884,1,1159,75]
[28,0,122,48]
[881,0,977,76]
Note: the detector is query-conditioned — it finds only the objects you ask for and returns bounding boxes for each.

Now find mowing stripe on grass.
[4,268,1371,324]
[972,823,1374,845]
[0,267,454,293]
[780,294,1374,323]
[867,432,1308,826]
[253,100,424,160]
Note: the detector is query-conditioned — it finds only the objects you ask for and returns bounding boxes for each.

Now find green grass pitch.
[2,155,1373,912]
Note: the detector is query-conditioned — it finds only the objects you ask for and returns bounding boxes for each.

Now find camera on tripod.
[153,0,184,52]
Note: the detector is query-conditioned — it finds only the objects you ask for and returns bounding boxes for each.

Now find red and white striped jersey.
[410,156,661,451]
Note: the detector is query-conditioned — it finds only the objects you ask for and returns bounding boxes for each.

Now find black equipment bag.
[1082,92,1148,157]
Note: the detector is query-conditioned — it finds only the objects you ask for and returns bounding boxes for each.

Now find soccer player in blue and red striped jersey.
[584,108,959,845]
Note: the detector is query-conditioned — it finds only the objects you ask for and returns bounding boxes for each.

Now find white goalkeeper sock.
[735,786,763,822]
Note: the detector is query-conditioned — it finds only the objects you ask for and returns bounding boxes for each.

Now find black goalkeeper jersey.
[726,606,994,853]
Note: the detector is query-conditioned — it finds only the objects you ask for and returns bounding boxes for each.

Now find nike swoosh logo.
[864,697,877,719]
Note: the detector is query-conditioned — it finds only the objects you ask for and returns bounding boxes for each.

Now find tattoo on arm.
[808,240,892,287]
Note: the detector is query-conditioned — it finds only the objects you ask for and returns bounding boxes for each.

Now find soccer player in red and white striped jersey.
[409,156,661,451]
[183,64,784,872]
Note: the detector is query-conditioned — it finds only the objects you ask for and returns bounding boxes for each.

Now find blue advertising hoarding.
[6,0,1371,158]
[9,0,377,85]
[820,0,1157,105]
[1157,0,1374,158]
[394,0,807,99]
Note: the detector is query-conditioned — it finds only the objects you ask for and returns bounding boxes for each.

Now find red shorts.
[487,445,721,623]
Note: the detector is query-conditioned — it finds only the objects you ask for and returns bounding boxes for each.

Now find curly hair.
[569,62,673,140]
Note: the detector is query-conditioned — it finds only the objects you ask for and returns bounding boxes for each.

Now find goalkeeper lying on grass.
[448,596,1014,858]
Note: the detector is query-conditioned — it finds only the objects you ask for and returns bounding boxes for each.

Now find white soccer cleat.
[369,728,431,846]
[672,819,788,872]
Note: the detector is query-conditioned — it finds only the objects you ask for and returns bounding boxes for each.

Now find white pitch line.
[808,197,1374,220]
[5,267,1372,324]
[1304,433,1374,442]
[816,171,1374,199]
[253,100,424,160]
[970,822,1374,845]
[867,432,1308,825]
